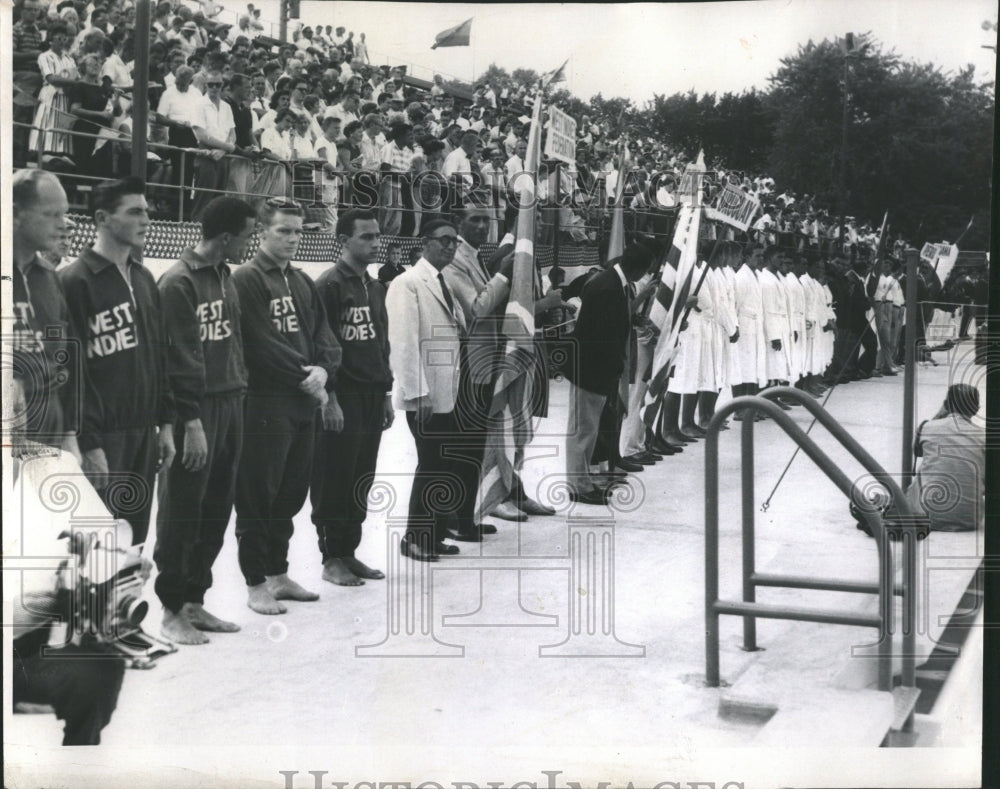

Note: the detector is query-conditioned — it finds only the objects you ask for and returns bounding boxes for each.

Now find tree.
[766,36,994,243]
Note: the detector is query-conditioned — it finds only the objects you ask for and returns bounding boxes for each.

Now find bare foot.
[343,557,385,580]
[161,609,210,644]
[247,584,287,615]
[322,558,364,586]
[182,602,241,633]
[265,573,320,602]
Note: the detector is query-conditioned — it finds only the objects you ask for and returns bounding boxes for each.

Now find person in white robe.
[758,248,791,387]
[731,243,768,417]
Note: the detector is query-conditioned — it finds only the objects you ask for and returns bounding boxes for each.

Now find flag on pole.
[874,210,889,264]
[647,151,706,393]
[477,85,545,520]
[606,137,629,263]
[542,59,568,87]
[431,17,472,49]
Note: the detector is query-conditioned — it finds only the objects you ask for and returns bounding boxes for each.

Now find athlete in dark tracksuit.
[311,261,393,569]
[154,248,247,620]
[60,248,173,546]
[231,249,341,588]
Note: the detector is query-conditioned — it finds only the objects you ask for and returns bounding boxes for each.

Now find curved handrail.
[704,395,894,691]
[758,386,915,519]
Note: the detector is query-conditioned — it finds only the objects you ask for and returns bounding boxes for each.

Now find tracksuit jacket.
[230,249,342,400]
[59,248,174,451]
[157,248,247,421]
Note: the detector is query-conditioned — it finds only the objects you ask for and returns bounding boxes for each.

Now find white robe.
[758,267,790,381]
[799,273,822,375]
[711,267,738,390]
[782,272,807,379]
[734,264,768,386]
[668,262,709,395]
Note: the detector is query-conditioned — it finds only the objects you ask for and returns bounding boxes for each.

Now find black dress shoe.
[639,451,664,461]
[475,521,498,535]
[434,541,460,555]
[400,539,439,562]
[623,453,655,466]
[448,528,483,543]
[569,489,610,505]
[615,458,644,472]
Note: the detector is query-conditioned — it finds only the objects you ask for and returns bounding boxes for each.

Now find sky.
[222,0,999,102]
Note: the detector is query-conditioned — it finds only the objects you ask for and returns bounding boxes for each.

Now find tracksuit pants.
[99,426,159,547]
[235,394,315,587]
[310,385,385,561]
[154,392,244,613]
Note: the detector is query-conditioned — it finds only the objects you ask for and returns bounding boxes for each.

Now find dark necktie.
[477,249,491,280]
[438,272,456,316]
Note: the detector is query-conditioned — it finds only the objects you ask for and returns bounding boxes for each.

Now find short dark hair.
[201,196,256,241]
[91,176,146,217]
[421,218,457,238]
[336,209,377,239]
[343,119,362,137]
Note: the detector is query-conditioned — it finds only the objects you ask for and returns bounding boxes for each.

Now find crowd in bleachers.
[14,0,923,257]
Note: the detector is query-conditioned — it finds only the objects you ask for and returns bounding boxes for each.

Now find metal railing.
[704,388,922,715]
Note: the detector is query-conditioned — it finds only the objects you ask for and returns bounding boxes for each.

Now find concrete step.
[753,686,896,746]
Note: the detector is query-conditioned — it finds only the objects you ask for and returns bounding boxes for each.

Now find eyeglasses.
[429,235,458,247]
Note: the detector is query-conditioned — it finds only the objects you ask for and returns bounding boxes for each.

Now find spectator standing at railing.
[355,32,369,65]
[315,116,342,233]
[29,22,77,162]
[154,65,204,218]
[13,1,44,165]
[338,119,366,206]
[191,72,236,221]
[70,54,121,181]
[253,108,294,203]
[379,122,416,236]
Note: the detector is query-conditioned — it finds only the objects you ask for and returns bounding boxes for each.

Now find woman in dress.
[69,53,119,180]
[30,23,78,160]
[252,107,294,204]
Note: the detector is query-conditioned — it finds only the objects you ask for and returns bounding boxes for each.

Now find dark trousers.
[154,392,244,613]
[100,426,159,547]
[310,386,385,561]
[13,641,124,746]
[192,154,230,222]
[451,379,492,531]
[405,410,462,544]
[592,396,623,467]
[858,325,878,375]
[235,394,315,587]
[168,126,198,219]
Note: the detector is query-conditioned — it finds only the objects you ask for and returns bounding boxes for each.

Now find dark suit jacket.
[568,268,630,397]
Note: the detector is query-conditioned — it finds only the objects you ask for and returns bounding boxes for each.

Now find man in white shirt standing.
[872,257,900,376]
[191,72,236,221]
[443,129,481,206]
[378,122,415,236]
[154,65,207,219]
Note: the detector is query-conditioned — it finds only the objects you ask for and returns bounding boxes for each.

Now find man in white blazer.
[385,219,468,562]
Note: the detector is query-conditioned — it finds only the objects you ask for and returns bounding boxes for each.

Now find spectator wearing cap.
[154,64,205,218]
[379,122,416,235]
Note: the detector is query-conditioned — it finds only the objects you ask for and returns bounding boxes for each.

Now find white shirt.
[195,96,235,145]
[158,84,207,127]
[443,147,473,185]
[260,127,290,159]
[100,52,131,88]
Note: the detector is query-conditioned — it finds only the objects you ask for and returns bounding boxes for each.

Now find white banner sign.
[704,183,760,231]
[543,106,577,164]
[920,242,938,264]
